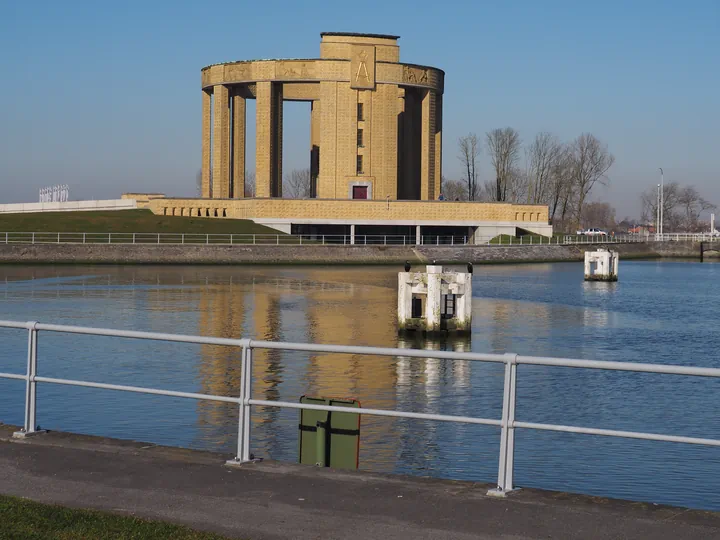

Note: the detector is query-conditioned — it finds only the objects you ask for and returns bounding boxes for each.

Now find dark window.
[357,129,364,147]
[357,103,364,121]
[352,185,368,199]
[356,155,364,175]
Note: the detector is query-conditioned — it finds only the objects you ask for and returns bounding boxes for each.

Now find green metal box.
[298,396,361,469]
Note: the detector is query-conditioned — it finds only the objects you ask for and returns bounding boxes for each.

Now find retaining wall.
[0,199,137,214]
[0,241,702,265]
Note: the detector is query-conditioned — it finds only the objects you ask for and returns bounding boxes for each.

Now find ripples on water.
[0,262,719,509]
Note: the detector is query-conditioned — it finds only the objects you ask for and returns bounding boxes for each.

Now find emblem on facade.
[355,50,371,84]
[403,66,429,84]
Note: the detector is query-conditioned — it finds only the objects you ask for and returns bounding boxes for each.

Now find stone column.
[420,90,437,201]
[415,225,421,245]
[232,92,246,198]
[256,82,283,198]
[201,90,212,198]
[212,85,230,199]
[318,81,337,199]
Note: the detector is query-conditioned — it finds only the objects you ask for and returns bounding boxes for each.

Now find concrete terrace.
[1,425,719,540]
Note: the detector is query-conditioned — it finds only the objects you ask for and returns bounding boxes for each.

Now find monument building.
[200,32,443,203]
[135,32,552,242]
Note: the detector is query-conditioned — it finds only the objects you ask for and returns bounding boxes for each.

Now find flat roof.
[320,32,400,40]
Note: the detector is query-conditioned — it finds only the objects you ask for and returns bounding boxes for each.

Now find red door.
[352,186,368,199]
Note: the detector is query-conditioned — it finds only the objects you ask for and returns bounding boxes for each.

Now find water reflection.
[1,263,720,511]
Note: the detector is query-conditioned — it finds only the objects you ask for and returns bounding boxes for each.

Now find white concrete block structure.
[584,248,619,282]
[398,264,472,335]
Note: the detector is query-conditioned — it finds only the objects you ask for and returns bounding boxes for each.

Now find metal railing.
[562,233,720,244]
[1,231,717,247]
[2,319,720,495]
[0,232,468,246]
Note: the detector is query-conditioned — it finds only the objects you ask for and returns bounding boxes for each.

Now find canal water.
[0,261,719,510]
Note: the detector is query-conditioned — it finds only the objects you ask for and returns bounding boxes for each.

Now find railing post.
[14,322,45,438]
[230,341,254,464]
[57,232,60,244]
[182,233,185,244]
[83,232,86,244]
[132,233,136,244]
[157,234,160,244]
[5,232,7,244]
[32,232,35,244]
[489,353,518,497]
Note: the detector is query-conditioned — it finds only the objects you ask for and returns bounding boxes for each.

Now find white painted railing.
[1,320,720,496]
[0,231,715,247]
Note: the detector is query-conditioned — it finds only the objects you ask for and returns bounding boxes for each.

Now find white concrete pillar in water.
[397,264,472,335]
[584,248,619,282]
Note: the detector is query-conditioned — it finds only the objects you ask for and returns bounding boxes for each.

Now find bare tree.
[580,201,616,230]
[244,171,256,197]
[678,186,716,231]
[641,181,680,230]
[568,133,615,226]
[546,146,573,223]
[506,166,528,203]
[457,133,480,200]
[526,133,564,205]
[441,177,468,201]
[486,127,521,202]
[283,168,312,199]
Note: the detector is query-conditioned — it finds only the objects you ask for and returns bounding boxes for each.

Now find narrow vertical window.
[357,103,364,121]
[357,155,364,175]
[357,129,364,147]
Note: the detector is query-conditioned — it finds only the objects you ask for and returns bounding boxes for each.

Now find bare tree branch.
[283,168,312,199]
[457,133,480,201]
[526,133,564,205]
[568,133,615,227]
[486,127,521,202]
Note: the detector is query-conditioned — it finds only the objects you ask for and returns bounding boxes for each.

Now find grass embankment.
[0,495,236,539]
[489,233,565,245]
[0,210,302,244]
[0,210,275,234]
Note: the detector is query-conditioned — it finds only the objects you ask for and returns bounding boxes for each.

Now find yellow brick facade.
[200,32,445,204]
[147,197,549,224]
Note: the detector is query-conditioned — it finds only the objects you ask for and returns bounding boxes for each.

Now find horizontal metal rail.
[34,376,242,404]
[1,319,719,497]
[514,422,720,447]
[1,231,715,247]
[248,399,502,427]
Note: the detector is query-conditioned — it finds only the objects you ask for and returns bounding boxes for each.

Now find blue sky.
[0,0,718,218]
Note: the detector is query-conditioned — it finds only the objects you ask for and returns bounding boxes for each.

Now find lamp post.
[656,184,660,240]
[658,168,664,236]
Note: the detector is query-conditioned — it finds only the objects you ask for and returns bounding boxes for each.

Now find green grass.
[0,210,277,235]
[0,495,237,539]
[489,233,562,245]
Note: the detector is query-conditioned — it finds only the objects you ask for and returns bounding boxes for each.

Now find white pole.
[659,168,664,236]
[656,184,660,240]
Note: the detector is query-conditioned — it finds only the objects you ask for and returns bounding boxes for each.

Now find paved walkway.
[1,424,719,540]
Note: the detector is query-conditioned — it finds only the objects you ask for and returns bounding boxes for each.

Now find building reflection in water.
[192,267,418,469]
